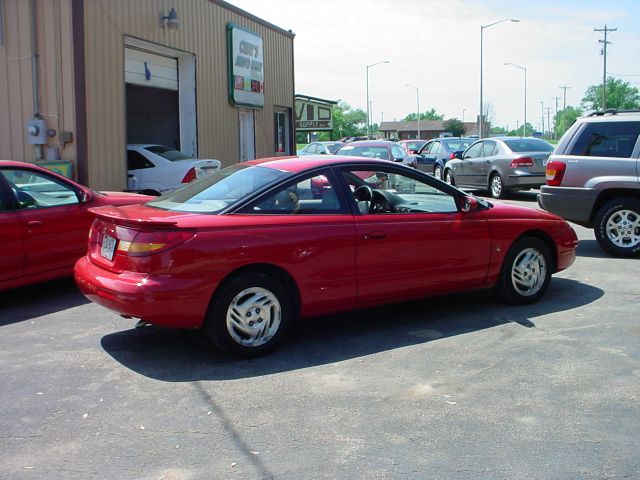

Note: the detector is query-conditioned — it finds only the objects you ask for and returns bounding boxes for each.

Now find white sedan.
[127,144,222,195]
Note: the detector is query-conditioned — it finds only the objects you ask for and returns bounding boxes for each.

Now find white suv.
[538,110,640,257]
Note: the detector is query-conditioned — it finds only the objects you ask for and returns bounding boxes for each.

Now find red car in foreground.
[0,160,151,291]
[75,156,578,357]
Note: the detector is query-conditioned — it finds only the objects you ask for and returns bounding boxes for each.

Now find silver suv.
[538,110,640,257]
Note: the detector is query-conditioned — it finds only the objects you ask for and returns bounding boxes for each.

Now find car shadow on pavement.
[576,239,621,259]
[100,277,603,382]
[0,277,89,327]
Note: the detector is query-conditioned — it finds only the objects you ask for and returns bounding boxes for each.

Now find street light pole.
[480,19,519,139]
[405,84,420,139]
[463,108,466,123]
[366,60,390,139]
[504,62,527,137]
[540,101,545,137]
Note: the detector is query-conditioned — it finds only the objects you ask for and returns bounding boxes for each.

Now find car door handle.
[364,231,387,240]
[27,220,43,228]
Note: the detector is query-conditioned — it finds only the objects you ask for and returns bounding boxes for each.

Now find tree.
[403,108,444,121]
[554,106,583,138]
[581,77,640,112]
[443,118,465,137]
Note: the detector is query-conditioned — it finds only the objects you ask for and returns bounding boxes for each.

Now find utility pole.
[545,107,553,140]
[595,25,617,110]
[559,85,572,134]
[540,101,545,137]
[553,96,561,139]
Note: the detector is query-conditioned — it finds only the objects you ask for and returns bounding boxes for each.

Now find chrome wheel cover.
[491,175,502,197]
[434,166,442,179]
[605,209,640,249]
[445,171,453,184]
[511,248,547,297]
[226,287,281,347]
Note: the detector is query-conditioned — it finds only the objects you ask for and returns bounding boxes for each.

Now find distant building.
[379,120,489,140]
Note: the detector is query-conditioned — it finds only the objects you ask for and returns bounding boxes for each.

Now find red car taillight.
[510,157,534,168]
[449,153,456,159]
[545,161,566,186]
[115,228,195,257]
[182,167,197,183]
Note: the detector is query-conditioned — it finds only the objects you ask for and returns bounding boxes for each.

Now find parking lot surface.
[1,191,638,480]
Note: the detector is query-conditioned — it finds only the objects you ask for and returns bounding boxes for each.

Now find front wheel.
[496,237,552,305]
[594,198,640,257]
[205,272,293,357]
[444,169,455,186]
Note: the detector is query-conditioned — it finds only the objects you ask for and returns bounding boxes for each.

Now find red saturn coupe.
[75,156,578,357]
[0,160,151,292]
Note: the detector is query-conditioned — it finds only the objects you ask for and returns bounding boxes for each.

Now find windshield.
[503,139,554,153]
[144,145,193,161]
[146,164,290,213]
[337,145,390,160]
[327,143,343,154]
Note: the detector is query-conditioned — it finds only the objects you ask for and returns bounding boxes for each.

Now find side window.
[127,150,154,170]
[244,171,346,214]
[342,167,458,214]
[431,142,441,155]
[482,141,497,157]
[391,145,406,160]
[420,142,432,155]
[463,142,483,159]
[1,168,79,209]
[569,121,640,158]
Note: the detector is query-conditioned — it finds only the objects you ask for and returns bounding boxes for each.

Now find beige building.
[0,0,295,190]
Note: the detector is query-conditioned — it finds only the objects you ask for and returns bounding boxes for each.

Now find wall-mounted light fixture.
[161,8,179,31]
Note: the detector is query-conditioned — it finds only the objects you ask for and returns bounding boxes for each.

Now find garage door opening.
[126,84,179,149]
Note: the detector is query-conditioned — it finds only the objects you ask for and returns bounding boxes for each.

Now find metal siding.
[0,1,75,166]
[83,0,294,190]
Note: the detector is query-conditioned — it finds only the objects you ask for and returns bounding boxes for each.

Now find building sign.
[227,24,264,107]
[295,95,335,131]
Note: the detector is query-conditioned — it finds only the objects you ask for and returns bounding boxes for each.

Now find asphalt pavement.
[1,190,638,480]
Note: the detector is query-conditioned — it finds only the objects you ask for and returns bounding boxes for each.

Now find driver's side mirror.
[461,196,478,213]
[78,190,92,203]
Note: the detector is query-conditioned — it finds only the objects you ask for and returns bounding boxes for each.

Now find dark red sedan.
[75,156,578,357]
[0,160,151,291]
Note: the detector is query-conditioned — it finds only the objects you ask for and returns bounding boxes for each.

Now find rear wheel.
[496,237,552,305]
[434,165,443,180]
[489,173,507,199]
[594,198,640,257]
[205,272,292,357]
[444,169,455,186]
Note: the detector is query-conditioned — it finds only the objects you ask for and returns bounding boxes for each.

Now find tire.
[496,237,552,305]
[434,165,443,180]
[593,198,640,257]
[205,272,293,357]
[444,169,455,186]
[489,173,507,199]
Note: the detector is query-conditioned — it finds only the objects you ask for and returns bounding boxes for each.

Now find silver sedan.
[443,137,553,198]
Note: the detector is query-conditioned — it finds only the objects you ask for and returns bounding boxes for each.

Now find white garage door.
[125,48,178,91]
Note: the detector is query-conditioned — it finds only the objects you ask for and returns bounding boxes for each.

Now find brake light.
[510,157,534,168]
[449,153,456,159]
[116,228,195,256]
[182,167,197,183]
[545,161,566,186]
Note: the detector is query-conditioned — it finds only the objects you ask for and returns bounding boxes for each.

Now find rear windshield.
[405,142,425,150]
[144,145,193,162]
[503,139,554,153]
[146,164,290,213]
[443,139,473,150]
[325,143,342,153]
[336,145,389,160]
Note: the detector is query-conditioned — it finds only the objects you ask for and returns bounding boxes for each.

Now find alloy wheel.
[605,209,640,248]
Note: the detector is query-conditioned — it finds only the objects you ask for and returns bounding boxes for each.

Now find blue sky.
[228,0,640,130]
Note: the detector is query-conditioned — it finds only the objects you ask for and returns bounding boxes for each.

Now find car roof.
[242,155,403,174]
[339,140,396,147]
[0,160,85,187]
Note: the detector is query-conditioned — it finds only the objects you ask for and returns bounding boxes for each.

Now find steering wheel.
[369,190,390,213]
[353,185,373,202]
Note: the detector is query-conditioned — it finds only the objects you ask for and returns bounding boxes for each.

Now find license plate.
[100,235,116,261]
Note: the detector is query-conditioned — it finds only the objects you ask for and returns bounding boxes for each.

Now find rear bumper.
[504,172,545,189]
[538,186,598,227]
[74,256,215,328]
